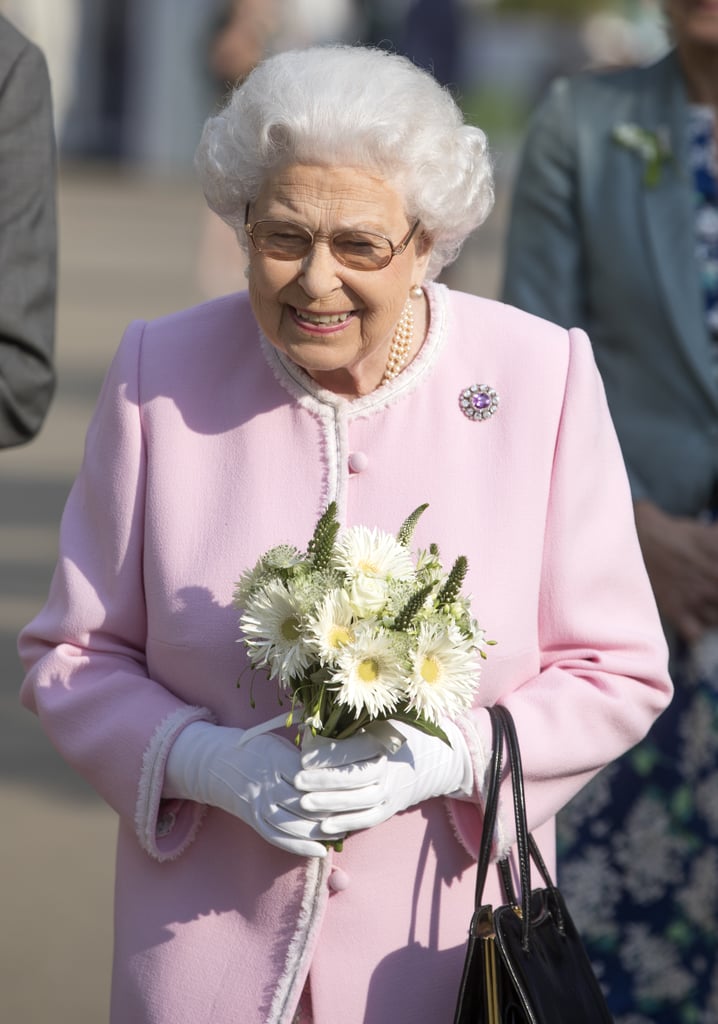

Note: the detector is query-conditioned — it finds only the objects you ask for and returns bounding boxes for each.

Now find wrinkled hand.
[164,721,342,857]
[294,720,473,837]
[634,501,718,642]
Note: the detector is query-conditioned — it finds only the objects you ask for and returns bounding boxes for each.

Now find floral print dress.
[556,107,718,1024]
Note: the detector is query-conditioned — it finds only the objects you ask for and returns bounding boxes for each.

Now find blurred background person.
[502,1,718,1020]
[196,0,281,298]
[197,0,360,298]
[0,11,57,448]
[209,0,280,93]
[0,0,80,141]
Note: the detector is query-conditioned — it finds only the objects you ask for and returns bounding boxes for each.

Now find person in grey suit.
[0,13,56,448]
[502,2,718,1020]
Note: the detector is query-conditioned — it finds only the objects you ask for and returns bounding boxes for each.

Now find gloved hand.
[164,720,343,857]
[294,719,474,837]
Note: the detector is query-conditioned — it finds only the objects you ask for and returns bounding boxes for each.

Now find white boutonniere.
[612,122,672,187]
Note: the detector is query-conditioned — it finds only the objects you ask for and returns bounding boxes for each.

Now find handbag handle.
[495,705,533,949]
[475,705,564,951]
[472,706,504,909]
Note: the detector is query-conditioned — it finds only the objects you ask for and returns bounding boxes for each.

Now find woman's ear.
[413,231,434,279]
[416,230,433,258]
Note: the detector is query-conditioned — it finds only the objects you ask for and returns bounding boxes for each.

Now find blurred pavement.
[1,162,509,1022]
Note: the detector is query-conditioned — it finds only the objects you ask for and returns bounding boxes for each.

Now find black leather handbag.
[453,704,614,1024]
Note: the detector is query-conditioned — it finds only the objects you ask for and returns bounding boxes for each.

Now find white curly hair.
[195,45,494,280]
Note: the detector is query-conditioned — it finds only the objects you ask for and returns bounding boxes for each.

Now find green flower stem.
[333,710,370,740]
[320,702,346,737]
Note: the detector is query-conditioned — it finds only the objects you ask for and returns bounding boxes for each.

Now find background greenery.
[497,0,631,16]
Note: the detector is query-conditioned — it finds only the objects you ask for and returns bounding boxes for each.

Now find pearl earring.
[409,285,423,299]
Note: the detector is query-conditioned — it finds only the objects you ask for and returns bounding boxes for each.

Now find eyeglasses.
[244,203,420,271]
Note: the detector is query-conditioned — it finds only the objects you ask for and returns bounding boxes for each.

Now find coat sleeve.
[18,321,214,861]
[448,327,672,858]
[501,75,650,504]
[501,77,585,331]
[0,31,57,447]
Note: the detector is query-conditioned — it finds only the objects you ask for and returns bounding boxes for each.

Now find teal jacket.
[502,51,718,516]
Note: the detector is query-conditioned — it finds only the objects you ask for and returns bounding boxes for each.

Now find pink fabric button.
[328,866,350,892]
[348,451,369,473]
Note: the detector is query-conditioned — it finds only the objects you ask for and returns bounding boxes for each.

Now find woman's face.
[246,163,432,393]
[665,0,718,49]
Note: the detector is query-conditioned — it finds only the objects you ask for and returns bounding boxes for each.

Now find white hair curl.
[195,45,494,280]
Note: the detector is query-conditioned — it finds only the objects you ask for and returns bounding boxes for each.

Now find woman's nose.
[298,239,343,296]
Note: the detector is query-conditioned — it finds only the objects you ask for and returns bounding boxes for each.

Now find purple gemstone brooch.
[459,384,499,421]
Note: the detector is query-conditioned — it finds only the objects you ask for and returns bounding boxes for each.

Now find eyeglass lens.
[250,221,395,270]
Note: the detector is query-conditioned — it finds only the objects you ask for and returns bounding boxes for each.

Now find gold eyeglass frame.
[243,203,420,270]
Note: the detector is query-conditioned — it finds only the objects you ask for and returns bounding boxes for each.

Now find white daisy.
[239,578,316,686]
[406,622,480,724]
[330,628,407,719]
[306,588,358,664]
[333,525,415,583]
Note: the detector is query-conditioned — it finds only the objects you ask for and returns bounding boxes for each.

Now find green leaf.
[390,710,451,745]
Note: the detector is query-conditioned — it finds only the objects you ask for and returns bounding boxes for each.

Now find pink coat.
[19,283,671,1024]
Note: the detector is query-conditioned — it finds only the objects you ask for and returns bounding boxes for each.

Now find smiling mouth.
[292,307,355,326]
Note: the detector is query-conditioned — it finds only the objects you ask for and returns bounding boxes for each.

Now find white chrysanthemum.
[306,588,358,664]
[406,622,480,724]
[239,578,316,686]
[330,628,407,718]
[233,559,268,610]
[333,525,415,583]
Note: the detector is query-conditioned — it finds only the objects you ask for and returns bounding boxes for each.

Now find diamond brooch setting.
[459,384,499,421]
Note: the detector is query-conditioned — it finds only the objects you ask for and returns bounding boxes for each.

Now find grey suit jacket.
[502,51,718,517]
[0,14,56,448]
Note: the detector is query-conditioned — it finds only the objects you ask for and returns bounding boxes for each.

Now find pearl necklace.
[381,298,414,384]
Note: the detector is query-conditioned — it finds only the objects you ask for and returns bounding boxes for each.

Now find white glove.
[294,719,474,837]
[164,721,343,857]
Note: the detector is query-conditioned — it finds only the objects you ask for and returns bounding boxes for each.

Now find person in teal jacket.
[502,3,718,1020]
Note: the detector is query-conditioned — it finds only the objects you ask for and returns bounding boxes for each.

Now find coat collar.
[260,282,449,418]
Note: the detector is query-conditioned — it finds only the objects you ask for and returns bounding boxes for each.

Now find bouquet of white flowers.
[234,503,491,745]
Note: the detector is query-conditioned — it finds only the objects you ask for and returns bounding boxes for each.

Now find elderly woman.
[19,45,670,1024]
